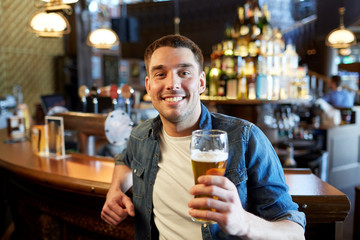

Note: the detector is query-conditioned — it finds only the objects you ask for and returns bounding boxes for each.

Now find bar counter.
[0,129,350,239]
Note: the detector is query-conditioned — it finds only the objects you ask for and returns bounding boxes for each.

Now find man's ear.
[145,76,151,94]
[199,71,206,94]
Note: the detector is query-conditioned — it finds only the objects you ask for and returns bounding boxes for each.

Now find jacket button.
[133,169,137,174]
[154,153,158,157]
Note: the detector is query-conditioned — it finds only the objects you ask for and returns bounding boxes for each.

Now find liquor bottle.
[203,65,210,96]
[226,70,238,99]
[234,6,249,57]
[258,4,270,34]
[237,58,247,99]
[234,6,249,39]
[244,60,256,100]
[250,0,261,41]
[283,42,299,99]
[209,58,221,97]
[258,4,272,57]
[256,55,268,99]
[218,62,228,97]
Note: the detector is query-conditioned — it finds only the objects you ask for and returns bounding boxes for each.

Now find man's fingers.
[101,209,121,226]
[122,196,135,217]
[190,183,233,202]
[198,175,236,190]
[188,196,231,212]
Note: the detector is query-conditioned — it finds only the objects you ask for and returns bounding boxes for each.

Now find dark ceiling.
[118,0,360,62]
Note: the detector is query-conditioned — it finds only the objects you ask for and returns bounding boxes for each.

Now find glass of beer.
[190,129,228,223]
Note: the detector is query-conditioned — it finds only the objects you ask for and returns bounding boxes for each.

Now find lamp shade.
[41,0,79,4]
[28,11,71,37]
[326,27,357,49]
[325,7,357,49]
[87,28,119,49]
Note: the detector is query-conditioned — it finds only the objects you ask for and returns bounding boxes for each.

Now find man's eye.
[180,71,191,76]
[154,72,165,77]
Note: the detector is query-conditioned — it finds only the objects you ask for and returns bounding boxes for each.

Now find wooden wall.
[0,0,65,116]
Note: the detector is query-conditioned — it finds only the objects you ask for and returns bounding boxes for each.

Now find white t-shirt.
[153,128,202,240]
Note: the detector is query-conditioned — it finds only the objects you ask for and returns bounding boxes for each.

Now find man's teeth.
[165,97,183,102]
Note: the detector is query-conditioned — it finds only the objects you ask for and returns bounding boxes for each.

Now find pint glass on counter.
[190,129,228,223]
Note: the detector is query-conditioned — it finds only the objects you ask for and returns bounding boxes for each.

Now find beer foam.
[191,149,228,162]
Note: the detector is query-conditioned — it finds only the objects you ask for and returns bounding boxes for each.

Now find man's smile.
[164,96,185,102]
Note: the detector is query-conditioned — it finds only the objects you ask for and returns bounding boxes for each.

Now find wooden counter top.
[0,129,351,239]
[284,168,350,224]
[0,129,113,196]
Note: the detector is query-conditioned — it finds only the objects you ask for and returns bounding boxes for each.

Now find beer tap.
[120,84,133,116]
[78,85,89,112]
[90,84,99,114]
[109,84,119,110]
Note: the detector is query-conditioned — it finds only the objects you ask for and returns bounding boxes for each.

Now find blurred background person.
[322,75,355,109]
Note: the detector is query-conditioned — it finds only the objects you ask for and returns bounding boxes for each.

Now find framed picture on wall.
[103,55,119,86]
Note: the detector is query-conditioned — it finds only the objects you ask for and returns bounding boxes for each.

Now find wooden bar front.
[0,130,350,239]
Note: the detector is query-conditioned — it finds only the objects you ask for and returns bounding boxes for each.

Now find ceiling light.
[326,7,357,48]
[339,48,352,56]
[36,0,73,13]
[41,0,78,3]
[28,11,71,37]
[87,28,119,49]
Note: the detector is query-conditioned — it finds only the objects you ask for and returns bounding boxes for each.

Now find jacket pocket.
[131,159,145,199]
[225,168,247,185]
[226,168,248,209]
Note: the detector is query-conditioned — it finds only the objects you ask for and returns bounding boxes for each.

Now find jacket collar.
[149,103,212,139]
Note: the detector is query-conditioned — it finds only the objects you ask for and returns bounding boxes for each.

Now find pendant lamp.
[326,7,357,48]
[28,0,74,37]
[28,10,71,37]
[87,27,119,49]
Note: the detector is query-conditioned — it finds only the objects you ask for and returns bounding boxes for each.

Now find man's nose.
[165,72,181,90]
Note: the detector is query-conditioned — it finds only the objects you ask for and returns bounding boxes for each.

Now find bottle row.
[204,55,310,101]
[204,1,310,101]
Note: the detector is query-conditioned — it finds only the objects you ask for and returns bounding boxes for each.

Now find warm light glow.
[339,48,351,56]
[41,0,79,4]
[326,27,357,48]
[326,7,357,49]
[28,11,70,37]
[87,28,119,49]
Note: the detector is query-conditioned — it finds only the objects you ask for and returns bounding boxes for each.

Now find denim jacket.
[115,104,306,240]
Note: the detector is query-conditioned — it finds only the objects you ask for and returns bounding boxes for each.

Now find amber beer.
[190,129,228,223]
[191,150,228,184]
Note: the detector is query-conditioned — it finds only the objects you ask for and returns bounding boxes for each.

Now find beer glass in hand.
[190,129,228,223]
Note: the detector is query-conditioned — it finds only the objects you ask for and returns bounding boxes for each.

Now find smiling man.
[101,35,306,240]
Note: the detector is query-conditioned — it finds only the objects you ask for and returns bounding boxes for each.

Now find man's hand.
[101,187,135,226]
[188,175,248,236]
[188,175,305,240]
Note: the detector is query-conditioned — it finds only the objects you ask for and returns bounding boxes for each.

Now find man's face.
[145,47,206,125]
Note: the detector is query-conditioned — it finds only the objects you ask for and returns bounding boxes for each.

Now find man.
[101,34,306,239]
[322,75,355,108]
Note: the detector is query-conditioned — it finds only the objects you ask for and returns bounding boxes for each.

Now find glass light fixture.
[41,0,78,4]
[339,48,352,56]
[28,0,74,37]
[28,10,71,37]
[326,7,357,48]
[35,0,73,13]
[87,28,119,49]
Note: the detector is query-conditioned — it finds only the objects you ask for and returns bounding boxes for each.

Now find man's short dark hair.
[331,75,342,87]
[144,34,204,75]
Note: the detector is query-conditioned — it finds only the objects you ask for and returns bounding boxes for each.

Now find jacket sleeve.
[246,125,306,229]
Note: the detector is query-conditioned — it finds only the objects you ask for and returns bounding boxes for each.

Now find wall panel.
[0,0,65,116]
